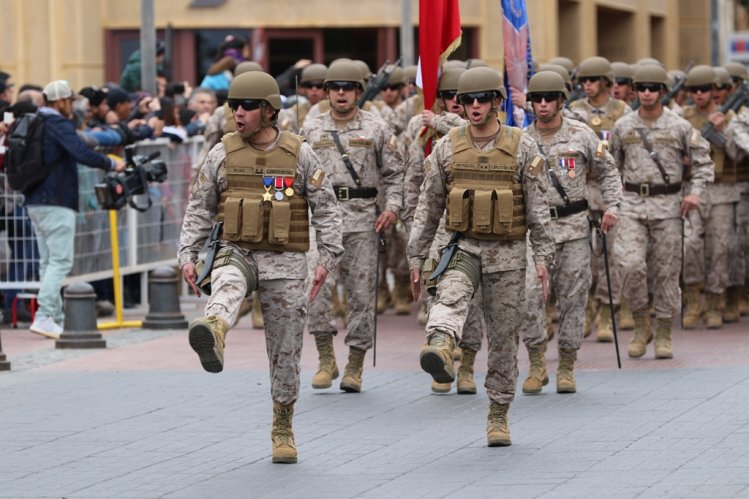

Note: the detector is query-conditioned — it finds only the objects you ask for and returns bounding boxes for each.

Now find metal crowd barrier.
[0,136,203,301]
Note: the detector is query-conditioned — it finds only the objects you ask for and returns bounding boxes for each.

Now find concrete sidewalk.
[2,303,749,498]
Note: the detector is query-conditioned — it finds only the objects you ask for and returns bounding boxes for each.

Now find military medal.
[600,130,612,142]
[274,177,285,201]
[263,176,273,202]
[284,177,294,197]
[567,154,576,178]
[590,116,602,127]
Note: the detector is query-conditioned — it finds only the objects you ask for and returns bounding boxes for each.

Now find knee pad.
[446,250,481,292]
[196,246,258,296]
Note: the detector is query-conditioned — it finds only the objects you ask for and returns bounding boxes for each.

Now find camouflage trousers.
[523,238,591,351]
[382,220,411,280]
[683,199,734,294]
[206,263,306,405]
[427,265,525,404]
[728,184,749,287]
[591,215,623,304]
[615,216,682,318]
[307,231,378,350]
[424,286,484,352]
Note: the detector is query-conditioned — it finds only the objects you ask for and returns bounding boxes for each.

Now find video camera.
[94,145,168,212]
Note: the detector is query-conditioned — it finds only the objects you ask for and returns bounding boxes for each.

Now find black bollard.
[56,282,106,349]
[0,332,10,371]
[142,266,188,329]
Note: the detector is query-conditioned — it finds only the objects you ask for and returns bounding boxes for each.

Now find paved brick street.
[2,300,749,498]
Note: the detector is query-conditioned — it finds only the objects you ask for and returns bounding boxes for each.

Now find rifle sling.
[329,130,362,186]
[635,128,671,185]
[537,143,571,205]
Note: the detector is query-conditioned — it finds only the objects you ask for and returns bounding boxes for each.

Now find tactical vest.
[571,98,626,137]
[445,125,526,241]
[682,106,735,183]
[217,131,310,252]
[221,102,236,134]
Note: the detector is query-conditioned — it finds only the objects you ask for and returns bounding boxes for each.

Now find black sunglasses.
[615,78,632,86]
[382,83,404,91]
[687,84,713,94]
[579,76,601,84]
[439,90,458,100]
[227,99,262,112]
[634,83,663,93]
[529,92,563,103]
[302,82,324,90]
[458,91,497,105]
[326,81,359,92]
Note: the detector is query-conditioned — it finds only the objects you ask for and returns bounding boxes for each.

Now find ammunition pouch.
[422,258,439,297]
[446,249,481,292]
[195,246,258,296]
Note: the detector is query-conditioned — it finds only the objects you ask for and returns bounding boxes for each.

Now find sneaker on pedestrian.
[29,316,63,339]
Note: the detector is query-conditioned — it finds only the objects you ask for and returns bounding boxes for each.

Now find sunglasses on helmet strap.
[326,81,359,92]
[227,99,262,111]
[634,83,663,93]
[687,84,713,94]
[458,91,497,105]
[528,92,563,103]
[439,90,458,100]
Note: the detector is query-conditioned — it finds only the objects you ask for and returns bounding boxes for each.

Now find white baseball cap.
[42,80,75,101]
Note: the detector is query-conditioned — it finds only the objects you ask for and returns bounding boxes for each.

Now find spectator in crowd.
[120,41,166,93]
[200,35,249,91]
[25,80,125,338]
[105,87,155,144]
[0,79,14,104]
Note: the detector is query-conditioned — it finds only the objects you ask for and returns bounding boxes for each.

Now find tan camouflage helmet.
[403,65,418,84]
[577,56,615,84]
[527,71,569,99]
[714,66,732,88]
[611,62,634,83]
[329,57,353,66]
[228,71,282,110]
[684,65,717,88]
[353,60,372,81]
[234,61,263,76]
[548,57,575,74]
[443,59,467,70]
[438,68,466,93]
[636,57,664,68]
[633,64,670,90]
[465,58,489,69]
[385,65,407,86]
[324,61,365,90]
[724,61,749,82]
[538,64,572,86]
[300,63,328,84]
[457,67,507,99]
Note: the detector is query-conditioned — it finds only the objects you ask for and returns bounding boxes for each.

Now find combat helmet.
[577,56,614,84]
[457,67,507,99]
[527,71,569,99]
[228,71,282,110]
[633,65,670,90]
[724,61,749,83]
[403,65,418,84]
[300,63,328,84]
[438,68,466,93]
[539,63,572,87]
[443,59,467,70]
[637,57,664,68]
[234,61,263,76]
[549,57,575,74]
[353,60,372,81]
[714,67,732,88]
[611,62,634,83]
[684,65,717,88]
[385,65,407,87]
[324,61,365,90]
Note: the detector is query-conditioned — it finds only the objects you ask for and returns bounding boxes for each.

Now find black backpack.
[5,112,52,193]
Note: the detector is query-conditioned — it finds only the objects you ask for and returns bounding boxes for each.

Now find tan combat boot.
[627,308,652,358]
[452,345,463,362]
[271,402,297,463]
[595,303,614,342]
[654,318,673,359]
[238,297,252,318]
[618,301,635,330]
[682,284,703,329]
[583,294,598,338]
[556,348,577,393]
[431,380,452,393]
[522,342,548,394]
[723,286,741,323]
[456,347,477,394]
[251,293,264,330]
[486,401,511,447]
[376,280,391,314]
[393,276,413,315]
[704,292,723,329]
[188,315,229,373]
[420,331,456,384]
[311,334,339,389]
[340,347,366,392]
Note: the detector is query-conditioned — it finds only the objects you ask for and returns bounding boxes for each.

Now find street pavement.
[2,298,749,498]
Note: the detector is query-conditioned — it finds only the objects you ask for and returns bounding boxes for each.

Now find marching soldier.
[408,67,554,446]
[277,63,328,134]
[521,71,622,394]
[301,60,404,393]
[179,72,344,463]
[611,65,713,359]
[568,56,634,340]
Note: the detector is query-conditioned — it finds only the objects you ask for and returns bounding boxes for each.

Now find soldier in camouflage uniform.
[521,72,622,394]
[178,72,343,464]
[300,61,404,393]
[611,65,713,360]
[679,65,738,329]
[277,63,327,135]
[568,56,634,341]
[408,67,554,446]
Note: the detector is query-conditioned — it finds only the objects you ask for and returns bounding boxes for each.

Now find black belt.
[549,199,589,219]
[624,182,682,196]
[333,186,378,201]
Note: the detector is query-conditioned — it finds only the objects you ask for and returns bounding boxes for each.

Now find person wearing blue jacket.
[25,80,125,339]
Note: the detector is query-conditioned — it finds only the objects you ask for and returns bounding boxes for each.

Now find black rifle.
[701,81,749,148]
[357,58,402,108]
[195,221,223,291]
[589,218,622,369]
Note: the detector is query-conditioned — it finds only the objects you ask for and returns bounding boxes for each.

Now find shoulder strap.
[635,127,671,184]
[537,143,571,204]
[329,130,361,186]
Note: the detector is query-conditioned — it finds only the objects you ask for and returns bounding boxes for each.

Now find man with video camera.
[24,80,125,339]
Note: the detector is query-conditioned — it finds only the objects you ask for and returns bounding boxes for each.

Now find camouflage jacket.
[525,118,622,244]
[407,125,555,273]
[178,128,344,280]
[301,109,405,233]
[611,107,714,220]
